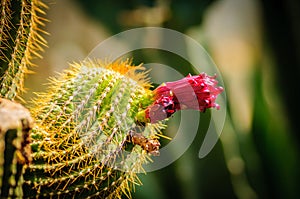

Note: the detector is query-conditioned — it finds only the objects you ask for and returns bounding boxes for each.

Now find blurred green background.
[24,0,300,198]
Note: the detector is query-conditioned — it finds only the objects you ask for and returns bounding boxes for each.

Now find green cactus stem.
[0,0,47,100]
[0,98,33,198]
[23,59,165,198]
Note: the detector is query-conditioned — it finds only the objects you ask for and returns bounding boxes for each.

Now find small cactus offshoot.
[22,59,223,198]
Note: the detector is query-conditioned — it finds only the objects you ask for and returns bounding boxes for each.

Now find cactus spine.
[24,59,164,198]
[0,0,47,100]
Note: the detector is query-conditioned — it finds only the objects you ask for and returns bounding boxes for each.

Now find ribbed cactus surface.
[23,59,164,198]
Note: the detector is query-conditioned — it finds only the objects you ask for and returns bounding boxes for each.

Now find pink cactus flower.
[144,73,223,123]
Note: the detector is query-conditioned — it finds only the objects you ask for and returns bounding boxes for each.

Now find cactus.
[23,59,165,198]
[0,98,33,198]
[0,0,47,100]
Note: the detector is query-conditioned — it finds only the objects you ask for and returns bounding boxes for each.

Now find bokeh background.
[24,0,300,198]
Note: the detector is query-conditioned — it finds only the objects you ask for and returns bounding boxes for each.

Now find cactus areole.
[22,59,223,198]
